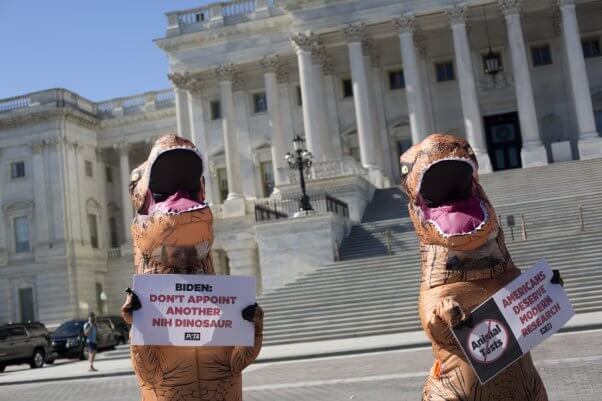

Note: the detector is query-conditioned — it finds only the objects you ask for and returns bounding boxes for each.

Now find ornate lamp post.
[285,135,314,212]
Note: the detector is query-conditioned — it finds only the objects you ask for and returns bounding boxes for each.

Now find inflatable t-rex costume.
[400,134,554,401]
[120,134,263,401]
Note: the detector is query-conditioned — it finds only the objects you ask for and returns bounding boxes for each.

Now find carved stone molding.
[343,23,367,44]
[393,14,416,34]
[290,32,317,54]
[214,63,237,81]
[167,72,191,89]
[186,72,204,95]
[445,4,469,25]
[0,108,99,130]
[260,55,280,74]
[498,0,521,16]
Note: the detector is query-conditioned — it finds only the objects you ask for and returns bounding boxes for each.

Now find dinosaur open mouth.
[416,158,488,237]
[146,148,206,215]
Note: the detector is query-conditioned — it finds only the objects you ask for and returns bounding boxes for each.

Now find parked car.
[0,322,57,372]
[97,316,130,345]
[51,319,119,360]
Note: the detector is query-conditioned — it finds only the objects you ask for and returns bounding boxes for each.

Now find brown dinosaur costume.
[120,134,263,401]
[400,134,549,401]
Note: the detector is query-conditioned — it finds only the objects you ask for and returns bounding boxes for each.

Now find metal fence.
[254,193,349,222]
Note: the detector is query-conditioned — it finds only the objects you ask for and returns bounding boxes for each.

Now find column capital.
[214,63,237,81]
[343,23,367,44]
[232,73,246,92]
[167,71,191,89]
[31,142,45,154]
[185,72,204,95]
[114,142,130,157]
[393,14,416,35]
[260,55,280,74]
[276,63,291,83]
[445,4,469,25]
[556,0,575,7]
[290,32,317,54]
[498,0,521,16]
[312,45,335,75]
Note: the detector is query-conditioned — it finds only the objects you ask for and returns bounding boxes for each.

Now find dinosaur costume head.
[400,133,498,251]
[129,134,214,274]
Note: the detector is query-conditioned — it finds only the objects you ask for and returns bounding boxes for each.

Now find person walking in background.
[83,312,98,372]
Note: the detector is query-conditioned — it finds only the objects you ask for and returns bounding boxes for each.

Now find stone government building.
[0,0,601,326]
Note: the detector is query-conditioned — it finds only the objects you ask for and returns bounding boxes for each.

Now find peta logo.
[184,332,201,341]
[539,323,552,335]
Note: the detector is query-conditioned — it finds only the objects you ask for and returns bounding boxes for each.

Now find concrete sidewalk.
[1,311,600,386]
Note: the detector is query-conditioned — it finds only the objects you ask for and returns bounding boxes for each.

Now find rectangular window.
[342,78,353,98]
[217,168,228,203]
[85,160,94,178]
[253,92,268,114]
[296,86,303,106]
[105,166,113,183]
[14,216,30,253]
[210,100,222,120]
[582,37,601,59]
[435,62,455,82]
[531,45,552,66]
[10,161,25,179]
[88,214,99,249]
[388,70,405,90]
[260,161,274,198]
[109,217,119,248]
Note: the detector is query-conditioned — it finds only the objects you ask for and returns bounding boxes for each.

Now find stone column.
[291,33,325,161]
[343,23,382,184]
[31,142,50,249]
[215,64,245,216]
[499,0,548,167]
[371,55,395,182]
[186,73,217,205]
[557,0,602,159]
[261,55,291,188]
[321,61,345,161]
[168,72,193,140]
[445,5,493,173]
[232,75,260,199]
[96,148,109,250]
[117,143,133,241]
[311,46,336,162]
[394,14,430,145]
[276,66,296,159]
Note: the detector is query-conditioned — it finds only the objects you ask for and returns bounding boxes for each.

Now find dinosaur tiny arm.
[121,288,142,325]
[432,296,467,328]
[231,304,264,375]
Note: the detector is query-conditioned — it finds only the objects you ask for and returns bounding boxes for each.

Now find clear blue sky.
[0,1,210,101]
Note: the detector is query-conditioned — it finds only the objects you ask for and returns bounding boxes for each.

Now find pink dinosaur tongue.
[149,191,202,214]
[421,196,485,235]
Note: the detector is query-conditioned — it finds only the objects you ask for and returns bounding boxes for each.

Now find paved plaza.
[1,328,600,401]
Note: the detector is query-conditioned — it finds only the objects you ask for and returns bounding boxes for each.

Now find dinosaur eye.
[401,165,409,175]
[467,148,474,156]
[131,171,140,182]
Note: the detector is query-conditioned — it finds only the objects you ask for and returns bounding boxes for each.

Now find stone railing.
[166,0,281,37]
[289,158,368,184]
[0,88,175,119]
[107,247,122,259]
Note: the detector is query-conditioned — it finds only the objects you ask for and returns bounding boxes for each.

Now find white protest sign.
[131,274,256,347]
[492,259,574,352]
[452,259,574,383]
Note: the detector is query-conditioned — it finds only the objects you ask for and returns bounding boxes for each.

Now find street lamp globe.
[293,135,305,152]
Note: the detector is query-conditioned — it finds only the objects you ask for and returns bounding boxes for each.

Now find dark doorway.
[19,288,35,322]
[484,112,522,171]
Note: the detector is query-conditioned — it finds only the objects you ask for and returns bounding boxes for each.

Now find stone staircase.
[258,159,602,346]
